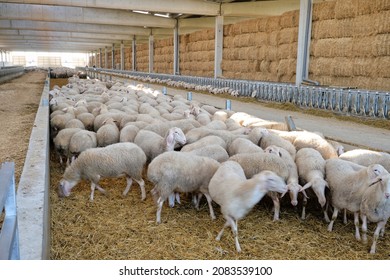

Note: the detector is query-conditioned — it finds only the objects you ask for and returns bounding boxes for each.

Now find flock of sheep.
[49,76,390,254]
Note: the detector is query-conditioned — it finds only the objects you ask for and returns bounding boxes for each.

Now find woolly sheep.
[325,158,387,240]
[68,130,97,162]
[53,127,82,165]
[134,127,186,162]
[147,151,220,223]
[58,142,146,201]
[180,135,227,152]
[257,128,297,159]
[229,152,290,220]
[227,137,263,156]
[339,149,390,172]
[50,111,75,137]
[293,131,338,159]
[76,112,95,131]
[360,172,390,254]
[185,145,229,163]
[119,124,140,143]
[208,160,287,252]
[64,118,85,129]
[295,147,329,221]
[96,117,120,147]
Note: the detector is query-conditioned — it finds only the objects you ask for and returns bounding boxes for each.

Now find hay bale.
[335,0,358,19]
[313,1,336,21]
[280,10,299,28]
[312,38,353,58]
[372,34,390,56]
[375,56,390,78]
[377,10,390,34]
[278,27,298,44]
[352,57,375,76]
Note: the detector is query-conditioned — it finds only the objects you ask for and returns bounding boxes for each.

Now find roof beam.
[222,0,300,17]
[0,3,176,28]
[1,0,220,16]
[0,19,153,36]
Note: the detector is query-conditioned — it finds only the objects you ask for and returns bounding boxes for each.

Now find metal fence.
[82,68,390,119]
[0,162,19,260]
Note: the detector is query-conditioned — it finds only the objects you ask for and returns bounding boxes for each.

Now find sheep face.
[167,127,187,147]
[377,174,390,199]
[286,182,303,206]
[58,179,78,198]
[254,170,287,194]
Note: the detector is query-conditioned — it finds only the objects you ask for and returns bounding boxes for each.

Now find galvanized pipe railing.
[81,68,390,119]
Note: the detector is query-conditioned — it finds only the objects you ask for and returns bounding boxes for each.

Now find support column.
[296,0,313,86]
[132,36,136,71]
[105,46,108,68]
[214,15,223,79]
[1,50,4,68]
[111,43,115,69]
[149,35,154,73]
[120,41,125,70]
[99,48,102,68]
[173,19,179,75]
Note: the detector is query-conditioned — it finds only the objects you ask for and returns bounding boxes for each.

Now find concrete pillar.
[149,35,154,73]
[296,0,313,86]
[132,36,136,71]
[120,41,124,70]
[214,15,223,79]
[105,46,108,68]
[173,19,179,75]
[111,43,115,69]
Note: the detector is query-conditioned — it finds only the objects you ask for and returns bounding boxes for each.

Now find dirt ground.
[0,70,46,183]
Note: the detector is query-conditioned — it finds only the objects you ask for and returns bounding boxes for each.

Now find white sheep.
[58,142,147,201]
[257,128,297,159]
[360,172,390,254]
[53,127,83,165]
[339,149,390,172]
[68,130,97,162]
[147,151,220,223]
[227,137,263,156]
[180,135,227,152]
[293,131,338,159]
[229,152,291,221]
[134,127,186,162]
[184,145,229,163]
[295,147,329,222]
[119,124,140,143]
[208,160,287,252]
[325,158,387,241]
[96,117,120,147]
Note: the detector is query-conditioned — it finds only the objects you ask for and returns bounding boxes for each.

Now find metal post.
[120,41,125,71]
[132,35,136,71]
[149,35,154,73]
[214,15,223,79]
[112,43,115,69]
[296,0,313,86]
[174,19,180,75]
[105,46,108,69]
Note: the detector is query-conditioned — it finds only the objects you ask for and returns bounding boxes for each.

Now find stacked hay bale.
[124,46,132,70]
[107,51,113,69]
[179,29,215,77]
[222,10,299,83]
[114,48,121,69]
[154,37,174,74]
[310,0,390,91]
[135,43,149,72]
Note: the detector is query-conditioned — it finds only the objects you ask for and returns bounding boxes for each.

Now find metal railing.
[0,162,19,260]
[81,68,390,120]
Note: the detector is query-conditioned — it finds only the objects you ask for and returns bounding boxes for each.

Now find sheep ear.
[166,131,175,146]
[301,182,312,191]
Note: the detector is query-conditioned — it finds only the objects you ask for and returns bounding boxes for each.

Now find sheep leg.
[168,193,176,208]
[156,197,164,224]
[203,193,216,220]
[370,220,386,254]
[134,178,146,200]
[323,204,330,223]
[361,214,368,244]
[343,209,348,225]
[328,207,339,232]
[301,196,307,220]
[216,221,229,241]
[233,219,241,253]
[354,212,361,241]
[271,195,280,221]
[122,177,133,197]
[90,182,106,201]
[380,217,388,237]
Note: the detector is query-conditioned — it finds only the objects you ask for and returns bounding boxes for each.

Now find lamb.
[68,130,97,162]
[58,142,147,201]
[325,158,387,240]
[96,117,120,147]
[360,172,390,254]
[147,151,221,223]
[339,149,390,172]
[295,147,329,222]
[208,160,287,252]
[134,127,187,162]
